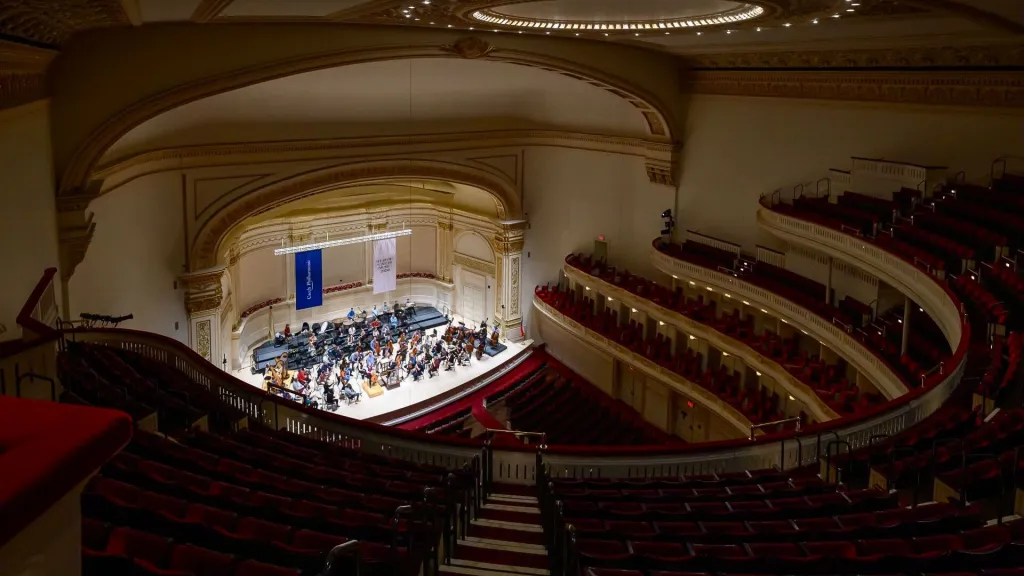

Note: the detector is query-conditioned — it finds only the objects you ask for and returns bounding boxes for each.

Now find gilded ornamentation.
[191,159,522,269]
[454,253,496,277]
[510,255,520,316]
[0,0,128,47]
[196,320,212,361]
[441,37,493,60]
[646,164,675,187]
[63,46,674,197]
[182,269,226,314]
[688,70,1024,109]
[689,43,1024,70]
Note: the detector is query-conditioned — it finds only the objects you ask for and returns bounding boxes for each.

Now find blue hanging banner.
[294,249,323,310]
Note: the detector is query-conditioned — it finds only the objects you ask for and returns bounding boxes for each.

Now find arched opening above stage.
[188,176,530,422]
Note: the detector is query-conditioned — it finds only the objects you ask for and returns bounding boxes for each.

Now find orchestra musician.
[489,325,500,347]
[347,307,356,320]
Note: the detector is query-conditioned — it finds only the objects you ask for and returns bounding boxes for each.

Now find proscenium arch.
[62,42,677,196]
[192,158,521,271]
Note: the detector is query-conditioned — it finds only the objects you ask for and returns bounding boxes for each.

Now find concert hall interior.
[3,2,1024,576]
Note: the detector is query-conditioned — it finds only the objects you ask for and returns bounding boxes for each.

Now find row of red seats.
[576,520,1023,575]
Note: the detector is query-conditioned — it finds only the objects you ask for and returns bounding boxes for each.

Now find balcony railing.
[649,242,908,400]
[560,260,839,424]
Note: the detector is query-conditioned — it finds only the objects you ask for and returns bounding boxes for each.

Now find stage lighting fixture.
[661,209,672,218]
[274,229,412,256]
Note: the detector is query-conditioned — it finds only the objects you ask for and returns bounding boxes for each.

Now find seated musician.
[489,326,500,347]
[301,321,310,334]
[347,307,356,320]
[382,301,389,315]
[371,304,379,318]
[405,298,414,316]
[341,380,360,402]
[411,358,424,380]
[319,320,330,334]
[390,313,398,329]
[296,367,309,386]
[283,324,292,338]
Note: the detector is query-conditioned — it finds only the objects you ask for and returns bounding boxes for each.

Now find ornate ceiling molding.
[347,1,931,37]
[0,40,57,112]
[0,0,128,48]
[688,42,1024,69]
[688,69,1024,109]
[191,158,522,270]
[59,39,676,198]
[93,129,677,195]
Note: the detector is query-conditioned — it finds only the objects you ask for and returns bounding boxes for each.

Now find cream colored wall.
[238,246,286,308]
[70,172,188,342]
[322,242,366,287]
[521,147,673,334]
[0,102,61,341]
[51,25,684,179]
[676,95,1024,250]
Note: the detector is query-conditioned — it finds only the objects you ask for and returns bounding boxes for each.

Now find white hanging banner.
[373,237,397,294]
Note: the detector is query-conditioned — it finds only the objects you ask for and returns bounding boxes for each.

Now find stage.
[232,312,531,422]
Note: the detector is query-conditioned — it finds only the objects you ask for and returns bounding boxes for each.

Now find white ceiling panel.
[139,0,203,22]
[221,0,370,18]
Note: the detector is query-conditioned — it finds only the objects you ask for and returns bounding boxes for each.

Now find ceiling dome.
[472,0,764,31]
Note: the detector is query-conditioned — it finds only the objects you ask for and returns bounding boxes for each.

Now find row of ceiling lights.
[399,0,859,38]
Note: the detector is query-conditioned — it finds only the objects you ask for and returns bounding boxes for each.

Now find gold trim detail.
[196,320,212,361]
[688,70,1024,109]
[0,1,128,47]
[510,255,520,317]
[0,41,56,112]
[689,43,1024,70]
[60,44,676,197]
[441,37,493,59]
[191,159,520,270]
[454,253,496,277]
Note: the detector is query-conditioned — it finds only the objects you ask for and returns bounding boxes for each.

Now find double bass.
[475,339,485,360]
[489,327,500,347]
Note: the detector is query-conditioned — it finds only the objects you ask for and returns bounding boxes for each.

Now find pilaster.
[493,220,527,340]
[436,218,454,283]
[180,267,228,364]
[56,193,96,316]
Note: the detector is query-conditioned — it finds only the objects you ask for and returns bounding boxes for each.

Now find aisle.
[442,484,550,576]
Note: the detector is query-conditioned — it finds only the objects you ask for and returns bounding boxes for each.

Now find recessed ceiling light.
[447,24,452,27]
[756,27,761,31]
[603,33,609,36]
[783,22,792,27]
[404,14,411,18]
[696,31,702,35]
[545,31,550,34]
[847,8,854,11]
[664,32,670,35]
[429,21,434,24]
[574,33,579,36]
[422,0,430,3]
[812,18,819,24]
[634,33,639,36]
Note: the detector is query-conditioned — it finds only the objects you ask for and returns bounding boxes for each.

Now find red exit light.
[686,401,695,409]
[597,235,605,241]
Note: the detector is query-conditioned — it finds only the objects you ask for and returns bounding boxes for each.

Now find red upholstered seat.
[235,560,301,576]
[106,527,172,566]
[170,544,235,576]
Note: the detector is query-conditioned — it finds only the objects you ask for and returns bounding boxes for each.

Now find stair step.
[450,558,550,575]
[480,506,541,524]
[468,523,545,545]
[456,543,550,569]
[472,518,542,532]
[488,494,539,505]
[440,564,545,576]
[463,536,546,552]
[490,483,537,498]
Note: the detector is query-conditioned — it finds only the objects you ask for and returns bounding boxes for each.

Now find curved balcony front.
[650,241,908,400]
[757,203,965,353]
[561,260,840,424]
[532,292,756,437]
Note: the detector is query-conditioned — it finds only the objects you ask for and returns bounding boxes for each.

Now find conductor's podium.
[362,379,384,398]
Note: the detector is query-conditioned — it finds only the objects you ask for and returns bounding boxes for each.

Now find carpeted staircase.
[442,483,550,576]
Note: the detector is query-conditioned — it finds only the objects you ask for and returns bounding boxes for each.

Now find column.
[227,247,243,371]
[901,295,912,356]
[181,267,228,367]
[56,195,96,318]
[436,218,454,282]
[494,220,527,340]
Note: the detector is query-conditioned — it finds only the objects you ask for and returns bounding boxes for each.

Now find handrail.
[749,416,801,440]
[485,428,548,448]
[321,540,361,576]
[16,267,59,341]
